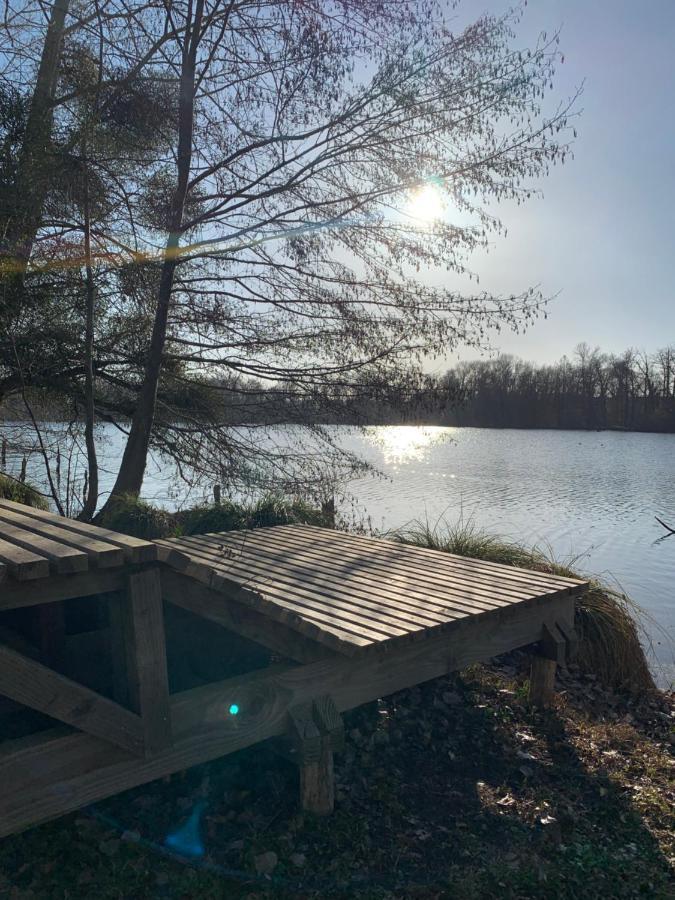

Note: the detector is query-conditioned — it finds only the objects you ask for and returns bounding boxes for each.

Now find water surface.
[2,423,673,685]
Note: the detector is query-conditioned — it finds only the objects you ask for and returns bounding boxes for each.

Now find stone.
[254,851,278,876]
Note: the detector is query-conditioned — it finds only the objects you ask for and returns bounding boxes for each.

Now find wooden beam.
[0,569,128,611]
[0,643,144,754]
[161,571,336,664]
[539,622,566,665]
[555,620,578,661]
[287,701,322,763]
[110,569,172,756]
[529,656,557,707]
[0,593,573,836]
[312,695,344,753]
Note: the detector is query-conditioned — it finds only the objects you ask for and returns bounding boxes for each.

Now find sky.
[437,0,675,367]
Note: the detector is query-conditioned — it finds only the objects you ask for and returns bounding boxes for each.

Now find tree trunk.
[78,139,99,521]
[100,1,203,511]
[2,0,70,282]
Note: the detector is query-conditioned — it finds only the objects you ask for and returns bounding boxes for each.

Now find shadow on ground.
[0,653,672,899]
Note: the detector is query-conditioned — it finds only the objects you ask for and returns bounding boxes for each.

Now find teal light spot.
[229,704,239,716]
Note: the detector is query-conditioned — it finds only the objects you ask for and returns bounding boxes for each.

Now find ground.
[1,656,673,899]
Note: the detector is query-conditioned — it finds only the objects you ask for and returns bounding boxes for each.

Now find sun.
[408,183,444,223]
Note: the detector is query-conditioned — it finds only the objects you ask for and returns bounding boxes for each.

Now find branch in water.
[655,516,675,535]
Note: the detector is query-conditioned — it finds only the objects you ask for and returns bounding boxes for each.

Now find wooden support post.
[529,655,557,707]
[299,737,335,816]
[109,569,172,756]
[287,696,342,815]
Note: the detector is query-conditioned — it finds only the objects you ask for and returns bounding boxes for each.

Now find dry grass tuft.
[394,517,656,694]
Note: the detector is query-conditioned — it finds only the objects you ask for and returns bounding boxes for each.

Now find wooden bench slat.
[164,538,426,634]
[0,506,123,568]
[0,499,156,563]
[0,520,88,575]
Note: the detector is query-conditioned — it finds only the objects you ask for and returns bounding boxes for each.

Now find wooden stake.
[299,737,334,816]
[529,655,557,707]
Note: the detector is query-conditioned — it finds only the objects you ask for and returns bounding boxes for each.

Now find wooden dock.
[0,502,587,836]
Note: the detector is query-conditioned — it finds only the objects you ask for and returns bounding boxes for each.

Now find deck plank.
[162,538,436,638]
[0,519,88,574]
[158,526,587,657]
[173,535,466,629]
[0,499,156,563]
[0,506,123,568]
[284,526,582,591]
[188,531,556,608]
[0,537,50,581]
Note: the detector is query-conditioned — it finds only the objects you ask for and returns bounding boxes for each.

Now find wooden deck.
[156,525,584,656]
[0,504,588,836]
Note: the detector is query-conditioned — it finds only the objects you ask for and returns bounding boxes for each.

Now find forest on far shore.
[2,343,675,434]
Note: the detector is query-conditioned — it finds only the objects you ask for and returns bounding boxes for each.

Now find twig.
[655,516,675,535]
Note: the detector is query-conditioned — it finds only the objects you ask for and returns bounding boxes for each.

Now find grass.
[97,493,180,539]
[99,492,332,539]
[393,517,657,695]
[177,495,331,535]
[0,473,49,510]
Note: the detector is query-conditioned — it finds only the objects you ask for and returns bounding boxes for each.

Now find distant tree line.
[441,343,675,432]
[215,342,675,431]
[5,342,674,434]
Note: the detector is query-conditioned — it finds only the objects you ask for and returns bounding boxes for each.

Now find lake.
[2,423,674,686]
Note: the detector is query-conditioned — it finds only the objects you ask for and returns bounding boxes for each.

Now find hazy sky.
[439,0,675,367]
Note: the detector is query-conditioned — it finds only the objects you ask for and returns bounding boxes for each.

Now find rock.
[442,691,462,705]
[121,829,141,843]
[98,838,120,857]
[289,852,306,868]
[254,851,278,875]
[226,839,245,851]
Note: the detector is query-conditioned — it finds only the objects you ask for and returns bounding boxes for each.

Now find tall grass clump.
[178,494,331,535]
[0,473,49,510]
[395,517,656,694]
[98,493,179,539]
[98,492,330,539]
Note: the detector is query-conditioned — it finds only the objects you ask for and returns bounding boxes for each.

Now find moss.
[0,473,50,510]
[394,518,656,694]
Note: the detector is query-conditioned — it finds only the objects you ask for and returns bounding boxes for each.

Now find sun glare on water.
[408,183,445,223]
[373,425,451,464]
